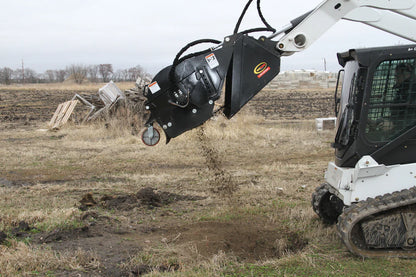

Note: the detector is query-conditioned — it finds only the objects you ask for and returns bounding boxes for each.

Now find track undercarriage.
[313,185,416,258]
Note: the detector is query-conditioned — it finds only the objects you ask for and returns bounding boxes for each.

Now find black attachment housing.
[144,33,281,142]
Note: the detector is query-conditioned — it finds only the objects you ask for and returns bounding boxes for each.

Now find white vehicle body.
[325,156,416,205]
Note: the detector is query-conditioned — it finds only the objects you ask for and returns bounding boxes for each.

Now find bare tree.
[121,69,130,81]
[67,64,88,84]
[0,67,13,85]
[99,64,113,82]
[55,69,67,82]
[13,68,24,83]
[112,69,122,82]
[45,70,56,83]
[88,65,99,83]
[24,68,38,83]
[127,67,139,81]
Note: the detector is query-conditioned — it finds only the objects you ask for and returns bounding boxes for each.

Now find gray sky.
[0,0,411,75]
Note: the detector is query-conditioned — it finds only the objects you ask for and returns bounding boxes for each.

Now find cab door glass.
[334,61,359,147]
[366,58,416,141]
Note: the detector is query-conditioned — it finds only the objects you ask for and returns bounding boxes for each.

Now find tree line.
[0,64,150,85]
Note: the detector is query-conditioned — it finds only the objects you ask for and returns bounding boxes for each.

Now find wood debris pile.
[49,78,150,130]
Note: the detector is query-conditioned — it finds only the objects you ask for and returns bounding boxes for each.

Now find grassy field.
[0,84,416,276]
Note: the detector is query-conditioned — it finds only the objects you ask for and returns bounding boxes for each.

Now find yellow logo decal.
[254,62,268,75]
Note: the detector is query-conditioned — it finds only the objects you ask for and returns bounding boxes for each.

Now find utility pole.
[22,59,25,84]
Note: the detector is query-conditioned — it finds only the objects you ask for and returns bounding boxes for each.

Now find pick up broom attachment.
[141,0,281,145]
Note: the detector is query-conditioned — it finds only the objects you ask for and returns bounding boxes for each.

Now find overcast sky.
[0,0,412,75]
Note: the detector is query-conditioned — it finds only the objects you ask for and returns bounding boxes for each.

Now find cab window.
[365,58,416,141]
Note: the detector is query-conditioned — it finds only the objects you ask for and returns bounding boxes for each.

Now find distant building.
[265,70,337,89]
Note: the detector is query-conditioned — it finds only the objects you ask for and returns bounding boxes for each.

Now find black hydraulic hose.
[233,0,254,34]
[241,27,275,35]
[169,39,221,83]
[234,0,276,34]
[256,0,275,32]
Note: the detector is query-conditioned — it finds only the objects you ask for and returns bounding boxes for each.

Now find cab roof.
[337,44,416,67]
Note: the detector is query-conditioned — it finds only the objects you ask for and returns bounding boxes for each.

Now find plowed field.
[0,86,334,128]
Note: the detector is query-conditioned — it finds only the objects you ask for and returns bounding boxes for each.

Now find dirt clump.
[0,231,7,244]
[100,194,140,210]
[36,226,92,244]
[136,187,163,206]
[0,221,36,244]
[11,221,32,237]
[79,187,206,211]
[79,192,97,210]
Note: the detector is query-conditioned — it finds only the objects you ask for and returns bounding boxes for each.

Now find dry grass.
[0,241,100,275]
[0,107,335,275]
[1,96,416,276]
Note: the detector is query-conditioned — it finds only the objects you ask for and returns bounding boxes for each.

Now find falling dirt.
[196,126,238,197]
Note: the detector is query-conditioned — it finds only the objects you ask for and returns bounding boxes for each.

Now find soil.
[250,90,334,120]
[0,86,331,276]
[0,89,77,125]
[165,220,308,261]
[1,184,309,276]
[84,187,206,211]
[0,88,334,128]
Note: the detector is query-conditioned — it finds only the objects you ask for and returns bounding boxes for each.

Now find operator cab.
[333,45,416,167]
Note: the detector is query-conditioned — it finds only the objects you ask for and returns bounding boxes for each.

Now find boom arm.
[275,0,416,55]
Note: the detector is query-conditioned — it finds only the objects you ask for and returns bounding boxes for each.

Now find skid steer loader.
[140,0,416,257]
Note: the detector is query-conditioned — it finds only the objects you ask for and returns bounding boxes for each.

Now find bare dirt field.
[0,84,415,276]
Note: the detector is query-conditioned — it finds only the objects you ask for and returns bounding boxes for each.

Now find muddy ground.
[0,85,346,276]
[6,187,307,276]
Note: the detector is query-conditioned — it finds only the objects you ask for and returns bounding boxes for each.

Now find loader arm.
[275,0,416,54]
[141,0,416,145]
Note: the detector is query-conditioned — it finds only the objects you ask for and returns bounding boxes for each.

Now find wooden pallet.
[48,100,78,129]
